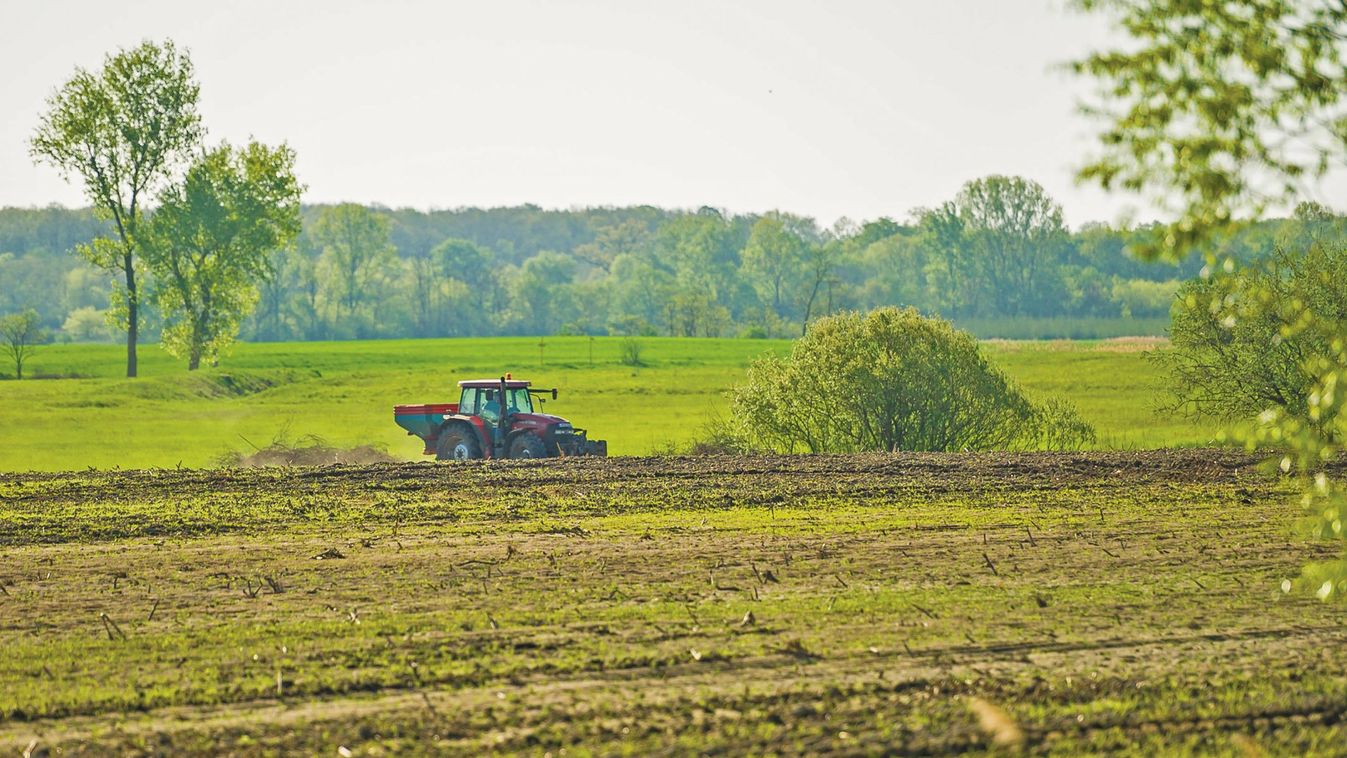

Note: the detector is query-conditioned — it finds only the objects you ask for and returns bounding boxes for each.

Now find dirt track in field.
[2,450,1345,755]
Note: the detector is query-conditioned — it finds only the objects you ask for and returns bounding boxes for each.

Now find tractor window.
[480,390,500,423]
[506,388,533,414]
[462,386,531,420]
[459,388,479,415]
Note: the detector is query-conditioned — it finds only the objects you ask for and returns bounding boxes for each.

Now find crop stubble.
[0,451,1344,755]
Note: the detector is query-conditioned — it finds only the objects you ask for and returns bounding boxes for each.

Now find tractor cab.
[457,379,535,424]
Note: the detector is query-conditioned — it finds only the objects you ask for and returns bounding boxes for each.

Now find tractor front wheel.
[436,427,483,461]
[509,433,547,459]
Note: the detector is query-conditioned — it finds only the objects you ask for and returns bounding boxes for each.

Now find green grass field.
[0,336,1216,471]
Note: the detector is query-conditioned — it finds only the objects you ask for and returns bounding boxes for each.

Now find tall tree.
[607,253,672,334]
[847,227,929,314]
[30,40,204,377]
[291,239,326,340]
[798,238,842,333]
[917,203,974,316]
[510,251,577,333]
[640,209,745,336]
[311,204,397,332]
[431,238,499,320]
[742,213,810,320]
[404,238,494,337]
[573,219,650,273]
[142,141,303,370]
[926,176,1068,317]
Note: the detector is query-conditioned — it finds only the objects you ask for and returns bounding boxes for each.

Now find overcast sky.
[3,0,1141,228]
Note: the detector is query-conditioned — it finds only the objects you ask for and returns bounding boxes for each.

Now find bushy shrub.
[1159,243,1347,440]
[720,307,1094,453]
[619,337,644,367]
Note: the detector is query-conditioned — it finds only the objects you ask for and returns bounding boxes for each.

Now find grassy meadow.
[0,336,1217,471]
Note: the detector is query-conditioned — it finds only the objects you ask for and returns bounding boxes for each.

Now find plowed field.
[1,451,1342,755]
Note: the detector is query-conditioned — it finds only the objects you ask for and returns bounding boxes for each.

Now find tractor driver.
[480,388,528,425]
[479,389,502,425]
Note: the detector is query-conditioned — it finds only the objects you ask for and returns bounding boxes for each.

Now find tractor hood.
[511,412,570,428]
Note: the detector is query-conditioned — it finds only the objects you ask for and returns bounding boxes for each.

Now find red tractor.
[394,376,607,460]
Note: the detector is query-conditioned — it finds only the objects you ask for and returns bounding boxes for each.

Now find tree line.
[0,189,1321,351]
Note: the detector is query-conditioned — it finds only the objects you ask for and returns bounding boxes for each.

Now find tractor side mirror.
[552,388,558,400]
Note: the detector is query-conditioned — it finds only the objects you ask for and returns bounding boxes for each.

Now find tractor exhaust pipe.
[497,375,510,456]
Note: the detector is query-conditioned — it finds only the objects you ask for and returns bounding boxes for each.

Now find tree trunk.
[125,251,138,378]
[801,278,823,336]
[193,291,212,372]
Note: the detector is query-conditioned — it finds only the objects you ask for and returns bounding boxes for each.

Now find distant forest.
[0,177,1326,343]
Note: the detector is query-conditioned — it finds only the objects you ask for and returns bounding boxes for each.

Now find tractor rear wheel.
[436,427,482,461]
[509,432,547,459]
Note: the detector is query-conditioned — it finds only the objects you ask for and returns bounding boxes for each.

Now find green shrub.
[619,337,644,367]
[1159,243,1347,440]
[722,307,1094,453]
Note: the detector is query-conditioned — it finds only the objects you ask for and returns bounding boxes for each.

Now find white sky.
[3,0,1141,229]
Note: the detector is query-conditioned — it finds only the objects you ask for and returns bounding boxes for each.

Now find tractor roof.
[458,379,531,389]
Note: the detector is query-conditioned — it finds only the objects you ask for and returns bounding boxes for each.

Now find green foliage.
[1073,0,1347,258]
[724,308,1094,453]
[918,176,1068,317]
[409,237,499,336]
[29,39,204,377]
[310,204,398,337]
[10,198,1316,345]
[643,210,748,337]
[1250,330,1347,599]
[742,213,806,312]
[142,141,303,369]
[512,250,577,332]
[0,309,47,380]
[1073,0,1347,598]
[0,246,113,333]
[1161,243,1347,432]
[618,337,644,366]
[1026,395,1099,452]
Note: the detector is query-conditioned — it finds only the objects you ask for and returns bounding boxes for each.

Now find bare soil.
[0,450,1342,756]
